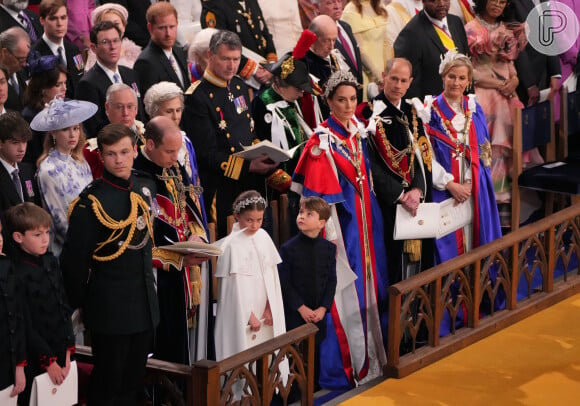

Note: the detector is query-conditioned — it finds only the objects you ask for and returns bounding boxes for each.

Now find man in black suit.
[0,112,39,217]
[0,0,43,42]
[76,21,143,137]
[0,27,29,111]
[394,0,470,99]
[33,0,84,99]
[505,0,561,106]
[134,2,190,96]
[315,0,363,101]
[101,0,148,48]
[301,14,340,127]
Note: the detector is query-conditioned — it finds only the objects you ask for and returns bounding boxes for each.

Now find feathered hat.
[266,30,317,93]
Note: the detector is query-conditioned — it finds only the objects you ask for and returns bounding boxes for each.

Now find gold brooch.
[280,57,295,80]
[479,140,492,168]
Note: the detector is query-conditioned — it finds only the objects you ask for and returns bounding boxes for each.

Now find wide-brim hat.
[30,98,98,132]
[266,53,313,93]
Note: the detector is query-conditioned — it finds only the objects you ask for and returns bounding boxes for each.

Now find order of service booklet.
[233,140,303,163]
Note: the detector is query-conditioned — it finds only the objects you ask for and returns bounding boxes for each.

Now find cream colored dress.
[341,1,388,100]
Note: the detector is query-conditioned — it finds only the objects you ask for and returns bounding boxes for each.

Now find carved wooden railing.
[76,323,317,405]
[385,203,580,378]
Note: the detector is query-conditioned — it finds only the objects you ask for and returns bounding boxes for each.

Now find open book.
[233,140,303,163]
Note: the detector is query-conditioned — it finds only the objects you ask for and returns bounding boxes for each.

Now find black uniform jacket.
[60,169,159,335]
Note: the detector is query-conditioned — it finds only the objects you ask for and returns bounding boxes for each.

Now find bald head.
[309,15,338,59]
[144,116,183,169]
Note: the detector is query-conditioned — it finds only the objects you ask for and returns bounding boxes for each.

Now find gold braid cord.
[88,192,153,262]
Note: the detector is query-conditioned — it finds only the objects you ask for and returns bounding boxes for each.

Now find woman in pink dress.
[465,0,542,228]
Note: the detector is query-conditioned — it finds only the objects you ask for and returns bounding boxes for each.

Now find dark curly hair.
[474,0,510,22]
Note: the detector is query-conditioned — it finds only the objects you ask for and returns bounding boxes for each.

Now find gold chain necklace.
[432,100,473,161]
[376,113,417,186]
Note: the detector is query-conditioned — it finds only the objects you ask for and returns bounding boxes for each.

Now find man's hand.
[10,366,25,397]
[249,154,278,175]
[400,188,422,216]
[183,254,210,267]
[254,65,273,85]
[46,362,65,385]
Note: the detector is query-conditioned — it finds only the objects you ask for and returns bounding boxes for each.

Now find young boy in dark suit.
[278,196,337,388]
[0,218,27,400]
[6,203,74,404]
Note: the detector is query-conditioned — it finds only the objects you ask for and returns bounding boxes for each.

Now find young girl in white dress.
[214,190,286,361]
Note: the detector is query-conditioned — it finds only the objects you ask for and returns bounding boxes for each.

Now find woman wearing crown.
[422,51,503,334]
[291,70,388,389]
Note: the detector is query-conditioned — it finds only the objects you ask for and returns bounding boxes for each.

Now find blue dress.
[292,115,389,389]
[37,148,93,256]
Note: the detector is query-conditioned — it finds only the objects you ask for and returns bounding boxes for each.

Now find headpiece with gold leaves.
[323,70,361,99]
[266,30,317,93]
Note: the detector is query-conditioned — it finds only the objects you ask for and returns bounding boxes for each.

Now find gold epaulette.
[185,80,202,95]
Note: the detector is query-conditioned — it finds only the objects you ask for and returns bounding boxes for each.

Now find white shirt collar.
[424,9,448,29]
[96,60,119,83]
[42,33,64,55]
[0,155,18,175]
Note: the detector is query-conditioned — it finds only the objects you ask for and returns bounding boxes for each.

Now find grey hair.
[188,27,218,63]
[143,81,184,117]
[105,83,137,103]
[0,27,30,52]
[208,30,242,54]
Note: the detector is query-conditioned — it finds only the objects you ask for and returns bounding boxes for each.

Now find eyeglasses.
[98,38,122,47]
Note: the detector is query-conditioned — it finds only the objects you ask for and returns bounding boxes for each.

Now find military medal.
[136,215,146,231]
[218,110,227,129]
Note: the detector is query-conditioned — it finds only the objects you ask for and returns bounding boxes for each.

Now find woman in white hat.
[84,3,142,71]
[32,99,98,256]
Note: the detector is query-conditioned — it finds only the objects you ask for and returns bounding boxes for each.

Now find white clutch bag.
[29,361,78,406]
[246,321,274,349]
[394,202,441,240]
[393,198,473,240]
[0,385,18,406]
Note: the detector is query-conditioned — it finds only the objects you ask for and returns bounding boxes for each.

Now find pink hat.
[91,3,129,27]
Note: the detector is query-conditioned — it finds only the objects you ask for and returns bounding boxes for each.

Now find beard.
[3,0,29,12]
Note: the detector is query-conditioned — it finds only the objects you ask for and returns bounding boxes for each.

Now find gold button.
[236,85,240,90]
[209,93,214,98]
[246,113,250,118]
[216,107,221,112]
[226,133,231,139]
[230,147,235,152]
[255,34,259,39]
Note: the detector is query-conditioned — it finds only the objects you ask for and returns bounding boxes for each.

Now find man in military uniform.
[183,30,277,237]
[61,124,158,405]
[201,0,277,87]
[133,116,211,365]
[366,58,434,284]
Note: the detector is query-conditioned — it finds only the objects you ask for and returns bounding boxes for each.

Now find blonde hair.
[36,125,87,167]
[440,53,473,82]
